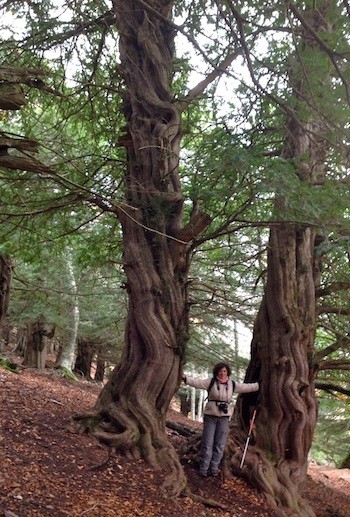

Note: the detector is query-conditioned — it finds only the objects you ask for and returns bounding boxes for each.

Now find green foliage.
[312,392,350,467]
[4,240,126,364]
[59,366,78,381]
[0,358,18,372]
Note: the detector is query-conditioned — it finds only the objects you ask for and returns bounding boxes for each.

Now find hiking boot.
[211,470,219,477]
[199,470,208,477]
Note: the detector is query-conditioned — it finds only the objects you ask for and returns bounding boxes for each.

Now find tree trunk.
[0,253,12,328]
[73,0,209,495]
[1,321,14,348]
[15,328,27,355]
[190,384,196,421]
[233,319,240,378]
[197,388,204,421]
[74,340,96,380]
[23,319,55,370]
[94,352,105,383]
[56,249,80,372]
[179,392,191,417]
[226,225,318,516]
[0,320,13,353]
[225,3,333,515]
[340,451,350,469]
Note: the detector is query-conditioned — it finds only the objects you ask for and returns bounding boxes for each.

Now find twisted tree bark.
[226,224,319,516]
[225,2,334,515]
[73,0,203,495]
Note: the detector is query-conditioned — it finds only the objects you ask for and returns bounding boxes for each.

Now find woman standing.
[182,362,259,477]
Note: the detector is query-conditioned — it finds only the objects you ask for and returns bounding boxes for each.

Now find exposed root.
[160,449,187,496]
[123,447,142,460]
[73,411,98,420]
[176,430,201,465]
[183,488,230,511]
[67,412,102,435]
[93,427,140,449]
[166,419,197,437]
[89,447,111,471]
[71,406,189,497]
[226,444,316,517]
[58,366,78,381]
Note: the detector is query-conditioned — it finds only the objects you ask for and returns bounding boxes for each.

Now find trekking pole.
[240,407,257,468]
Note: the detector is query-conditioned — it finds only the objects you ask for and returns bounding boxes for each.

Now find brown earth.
[0,366,349,517]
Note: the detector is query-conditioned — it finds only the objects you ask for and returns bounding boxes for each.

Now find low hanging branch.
[314,334,350,363]
[0,135,39,153]
[315,382,350,397]
[0,65,64,110]
[0,151,54,174]
[0,134,45,172]
[176,50,242,112]
[0,66,63,173]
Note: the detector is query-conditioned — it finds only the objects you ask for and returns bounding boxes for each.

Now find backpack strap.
[206,377,215,401]
[206,378,236,400]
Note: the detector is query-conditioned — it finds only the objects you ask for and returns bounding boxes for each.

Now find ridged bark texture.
[226,3,333,516]
[75,1,189,495]
[225,224,318,516]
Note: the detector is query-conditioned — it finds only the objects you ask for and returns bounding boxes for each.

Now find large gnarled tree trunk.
[56,248,80,374]
[226,224,319,516]
[75,0,211,495]
[226,3,333,516]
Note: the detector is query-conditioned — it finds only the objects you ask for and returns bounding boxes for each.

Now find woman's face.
[217,367,228,379]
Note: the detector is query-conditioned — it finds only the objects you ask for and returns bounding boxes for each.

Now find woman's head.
[213,362,231,378]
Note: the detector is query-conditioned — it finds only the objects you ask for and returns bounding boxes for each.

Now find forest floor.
[0,366,349,517]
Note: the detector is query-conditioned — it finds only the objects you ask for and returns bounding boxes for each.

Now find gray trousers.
[200,415,230,473]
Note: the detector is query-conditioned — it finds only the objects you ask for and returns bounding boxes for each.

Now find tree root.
[183,488,230,511]
[71,406,189,497]
[88,447,111,471]
[165,419,197,437]
[93,427,140,450]
[225,443,316,517]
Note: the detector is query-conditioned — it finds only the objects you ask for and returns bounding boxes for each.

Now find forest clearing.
[0,366,349,517]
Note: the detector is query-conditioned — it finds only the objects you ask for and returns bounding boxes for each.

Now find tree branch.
[316,282,350,298]
[317,306,350,316]
[315,381,350,397]
[174,212,212,242]
[287,0,350,104]
[317,360,350,371]
[176,50,242,112]
[22,10,117,50]
[0,66,64,98]
[314,334,350,363]
[131,0,242,83]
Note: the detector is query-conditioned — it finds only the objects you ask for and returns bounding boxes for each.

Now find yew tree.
[1,0,350,514]
[74,0,237,493]
[224,2,350,516]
